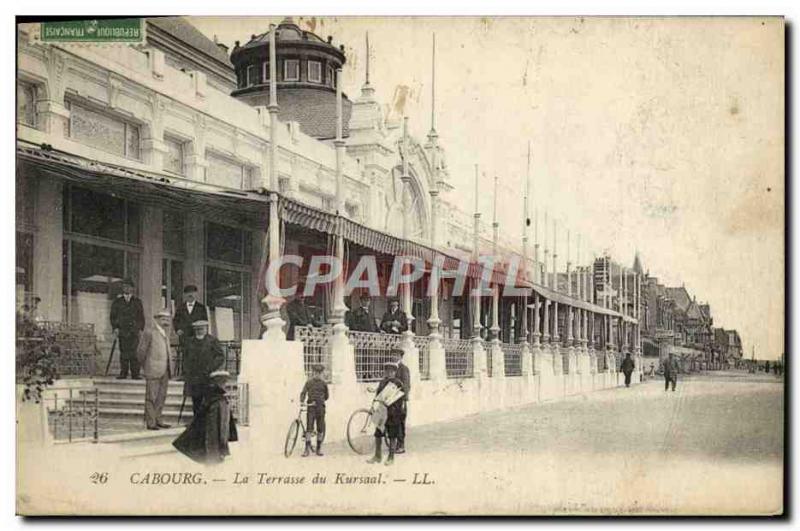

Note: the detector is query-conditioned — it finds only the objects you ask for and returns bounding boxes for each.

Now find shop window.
[284,59,299,81]
[163,211,185,256]
[65,186,141,245]
[163,136,185,175]
[308,60,322,83]
[63,240,140,341]
[66,101,141,160]
[206,222,251,265]
[17,81,37,127]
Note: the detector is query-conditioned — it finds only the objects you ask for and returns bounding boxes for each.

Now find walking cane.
[177,394,187,424]
[103,338,118,376]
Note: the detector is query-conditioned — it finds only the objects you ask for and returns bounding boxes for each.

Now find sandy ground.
[17,371,784,515]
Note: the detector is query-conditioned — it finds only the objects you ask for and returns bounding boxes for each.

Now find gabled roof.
[685,300,703,320]
[665,286,691,312]
[148,17,232,67]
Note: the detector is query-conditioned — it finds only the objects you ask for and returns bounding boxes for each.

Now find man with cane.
[110,278,145,380]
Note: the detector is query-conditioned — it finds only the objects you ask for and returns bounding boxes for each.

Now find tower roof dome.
[229,18,352,139]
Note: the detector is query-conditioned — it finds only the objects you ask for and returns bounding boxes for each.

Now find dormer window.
[308,60,322,83]
[284,59,299,81]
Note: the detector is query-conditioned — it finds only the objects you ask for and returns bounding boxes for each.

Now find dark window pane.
[69,187,126,242]
[66,242,130,339]
[163,211,185,255]
[206,222,244,264]
[127,202,141,244]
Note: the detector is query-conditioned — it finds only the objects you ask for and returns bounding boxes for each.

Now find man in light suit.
[137,310,174,430]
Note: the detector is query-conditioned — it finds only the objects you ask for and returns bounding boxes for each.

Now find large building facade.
[17,17,648,380]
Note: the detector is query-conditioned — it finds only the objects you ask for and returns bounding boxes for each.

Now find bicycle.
[284,402,308,458]
[346,390,390,455]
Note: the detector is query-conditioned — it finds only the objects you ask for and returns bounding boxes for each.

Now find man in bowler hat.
[110,278,145,379]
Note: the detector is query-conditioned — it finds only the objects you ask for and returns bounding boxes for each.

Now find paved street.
[20,371,783,515]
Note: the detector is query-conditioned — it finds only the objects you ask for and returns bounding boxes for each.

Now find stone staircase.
[57,377,193,458]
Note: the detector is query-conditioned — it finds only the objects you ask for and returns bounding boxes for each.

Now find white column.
[261,24,286,339]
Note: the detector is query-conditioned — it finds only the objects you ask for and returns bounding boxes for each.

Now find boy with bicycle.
[299,363,329,457]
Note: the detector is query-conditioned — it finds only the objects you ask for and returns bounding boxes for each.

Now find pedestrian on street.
[172,285,208,354]
[392,348,411,453]
[380,299,408,334]
[182,320,225,419]
[299,363,329,457]
[137,310,174,430]
[664,353,679,392]
[110,278,145,380]
[621,352,635,387]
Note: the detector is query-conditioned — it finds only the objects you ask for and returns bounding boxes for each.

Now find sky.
[190,16,784,360]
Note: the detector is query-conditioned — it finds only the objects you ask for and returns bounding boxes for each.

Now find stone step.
[98,407,193,420]
[91,389,187,400]
[66,397,190,410]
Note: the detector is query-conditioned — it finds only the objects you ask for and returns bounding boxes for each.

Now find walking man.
[392,348,411,453]
[110,278,145,380]
[621,352,635,387]
[182,320,225,419]
[137,310,173,430]
[664,353,679,392]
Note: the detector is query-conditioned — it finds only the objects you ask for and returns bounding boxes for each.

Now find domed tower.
[230,18,352,140]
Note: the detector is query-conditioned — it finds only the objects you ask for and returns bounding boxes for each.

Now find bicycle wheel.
[347,408,376,455]
[284,419,301,458]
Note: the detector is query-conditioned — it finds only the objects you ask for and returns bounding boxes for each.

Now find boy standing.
[367,362,405,466]
[300,363,329,457]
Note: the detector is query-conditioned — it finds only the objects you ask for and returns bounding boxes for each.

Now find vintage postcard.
[15,15,784,516]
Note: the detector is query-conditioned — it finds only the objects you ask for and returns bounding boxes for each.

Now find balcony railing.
[412,335,432,380]
[442,338,474,379]
[295,325,333,382]
[503,343,523,377]
[350,331,403,383]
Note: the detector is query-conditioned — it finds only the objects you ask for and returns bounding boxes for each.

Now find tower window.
[247,64,258,86]
[284,59,299,81]
[308,60,322,83]
[327,65,335,87]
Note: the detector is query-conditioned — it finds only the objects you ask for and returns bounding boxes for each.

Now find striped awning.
[17,143,268,227]
[528,282,636,321]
